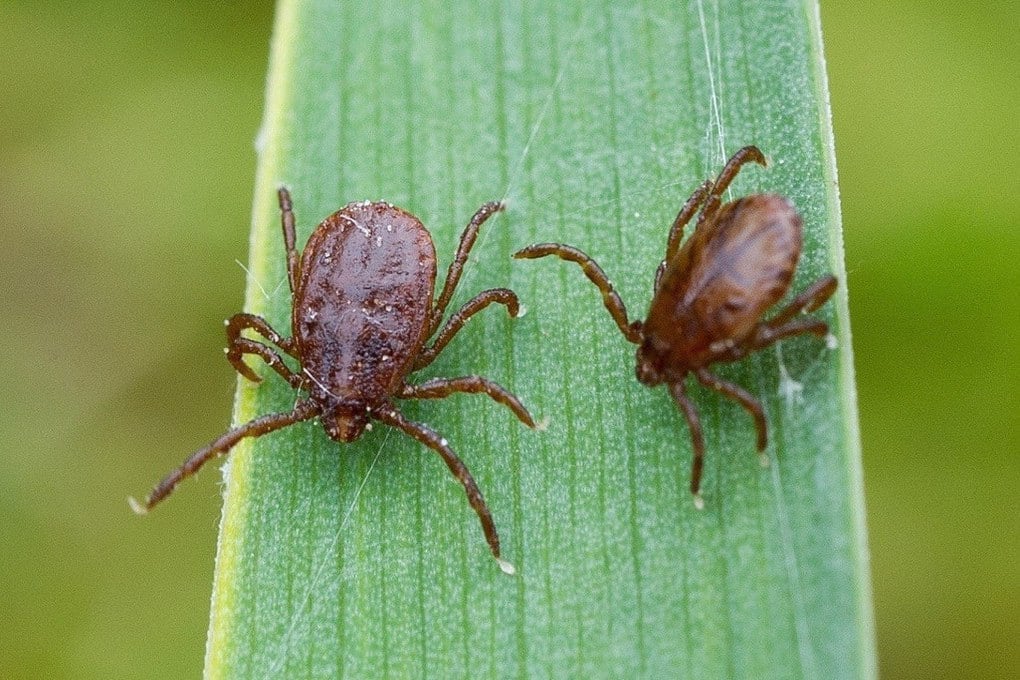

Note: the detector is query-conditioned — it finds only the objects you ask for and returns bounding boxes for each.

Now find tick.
[514,146,837,507]
[133,188,536,573]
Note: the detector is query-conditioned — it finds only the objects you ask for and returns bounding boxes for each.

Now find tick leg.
[752,318,830,351]
[694,368,767,453]
[662,179,713,268]
[399,376,536,428]
[513,243,642,344]
[226,313,297,355]
[278,187,301,294]
[696,145,768,229]
[766,275,838,328]
[374,404,513,573]
[669,380,707,508]
[227,337,304,389]
[429,201,506,336]
[415,288,520,370]
[130,399,319,513]
[225,313,300,385]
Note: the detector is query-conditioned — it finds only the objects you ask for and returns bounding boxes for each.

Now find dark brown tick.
[514,146,837,507]
[132,188,535,573]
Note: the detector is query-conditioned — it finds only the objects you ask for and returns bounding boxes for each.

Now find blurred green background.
[0,1,1015,678]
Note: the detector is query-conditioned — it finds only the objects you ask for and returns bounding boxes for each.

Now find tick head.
[635,337,668,386]
[321,402,369,442]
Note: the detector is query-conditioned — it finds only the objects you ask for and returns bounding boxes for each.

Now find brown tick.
[514,146,837,507]
[132,188,535,573]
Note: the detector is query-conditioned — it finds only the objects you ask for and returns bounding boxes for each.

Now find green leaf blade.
[206,1,874,678]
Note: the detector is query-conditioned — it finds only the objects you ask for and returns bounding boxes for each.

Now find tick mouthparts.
[128,496,149,516]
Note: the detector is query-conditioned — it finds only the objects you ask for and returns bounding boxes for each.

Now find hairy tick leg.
[132,400,320,512]
[663,179,713,266]
[374,404,510,570]
[429,201,505,335]
[227,337,304,389]
[767,275,838,328]
[513,243,641,344]
[753,318,830,350]
[226,313,297,355]
[225,313,299,383]
[695,368,767,452]
[415,288,520,370]
[669,380,706,508]
[696,145,768,229]
[400,375,536,428]
[277,186,301,294]
[707,146,767,200]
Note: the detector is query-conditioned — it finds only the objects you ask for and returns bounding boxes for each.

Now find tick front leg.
[751,318,830,351]
[766,274,838,328]
[226,337,304,389]
[400,375,536,428]
[130,399,319,513]
[226,313,296,355]
[374,404,515,574]
[429,201,506,335]
[662,179,713,268]
[225,313,301,387]
[694,368,767,453]
[669,380,707,509]
[277,187,301,295]
[415,288,520,370]
[696,145,768,229]
[513,243,642,344]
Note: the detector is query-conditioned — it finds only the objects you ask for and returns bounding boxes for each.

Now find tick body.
[515,146,837,506]
[133,189,535,573]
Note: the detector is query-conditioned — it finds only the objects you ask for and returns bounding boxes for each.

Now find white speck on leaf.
[777,361,804,404]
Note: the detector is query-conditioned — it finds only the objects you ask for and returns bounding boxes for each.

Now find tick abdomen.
[646,194,802,367]
[294,202,436,402]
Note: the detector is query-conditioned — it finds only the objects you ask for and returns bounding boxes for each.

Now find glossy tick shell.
[294,202,436,440]
[515,146,837,506]
[134,189,535,572]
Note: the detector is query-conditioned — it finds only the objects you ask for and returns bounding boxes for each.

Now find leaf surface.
[206,1,874,677]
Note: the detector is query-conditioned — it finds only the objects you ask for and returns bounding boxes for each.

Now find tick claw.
[128,496,149,515]
[496,557,517,575]
[693,493,705,511]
